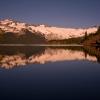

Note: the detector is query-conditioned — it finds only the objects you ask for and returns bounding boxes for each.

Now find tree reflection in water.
[0,46,99,69]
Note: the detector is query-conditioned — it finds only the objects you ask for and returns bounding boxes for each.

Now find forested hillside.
[82,27,100,46]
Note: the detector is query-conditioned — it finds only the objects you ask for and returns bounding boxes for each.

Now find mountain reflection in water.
[0,46,99,69]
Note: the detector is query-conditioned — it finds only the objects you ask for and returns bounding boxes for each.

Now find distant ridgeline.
[0,27,100,45]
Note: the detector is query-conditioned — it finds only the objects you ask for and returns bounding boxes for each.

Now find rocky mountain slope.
[0,19,98,41]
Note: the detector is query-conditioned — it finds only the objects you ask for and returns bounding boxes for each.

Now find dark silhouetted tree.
[84,31,87,40]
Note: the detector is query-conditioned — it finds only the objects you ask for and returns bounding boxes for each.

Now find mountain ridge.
[0,19,98,41]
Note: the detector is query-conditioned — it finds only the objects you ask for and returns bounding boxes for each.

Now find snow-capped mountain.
[0,19,98,40]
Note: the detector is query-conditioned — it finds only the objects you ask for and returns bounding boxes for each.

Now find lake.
[0,45,100,100]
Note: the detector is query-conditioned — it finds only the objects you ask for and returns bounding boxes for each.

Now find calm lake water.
[0,46,100,100]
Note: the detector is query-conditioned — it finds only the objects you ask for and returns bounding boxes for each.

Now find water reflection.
[83,46,100,63]
[0,46,99,69]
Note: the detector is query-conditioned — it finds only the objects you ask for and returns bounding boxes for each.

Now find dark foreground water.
[0,46,100,100]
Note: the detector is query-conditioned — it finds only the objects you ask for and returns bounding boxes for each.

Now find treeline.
[48,37,83,44]
[82,27,100,45]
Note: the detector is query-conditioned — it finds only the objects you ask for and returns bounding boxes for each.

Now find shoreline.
[0,44,83,47]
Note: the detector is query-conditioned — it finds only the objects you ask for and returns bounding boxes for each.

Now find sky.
[0,0,100,28]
